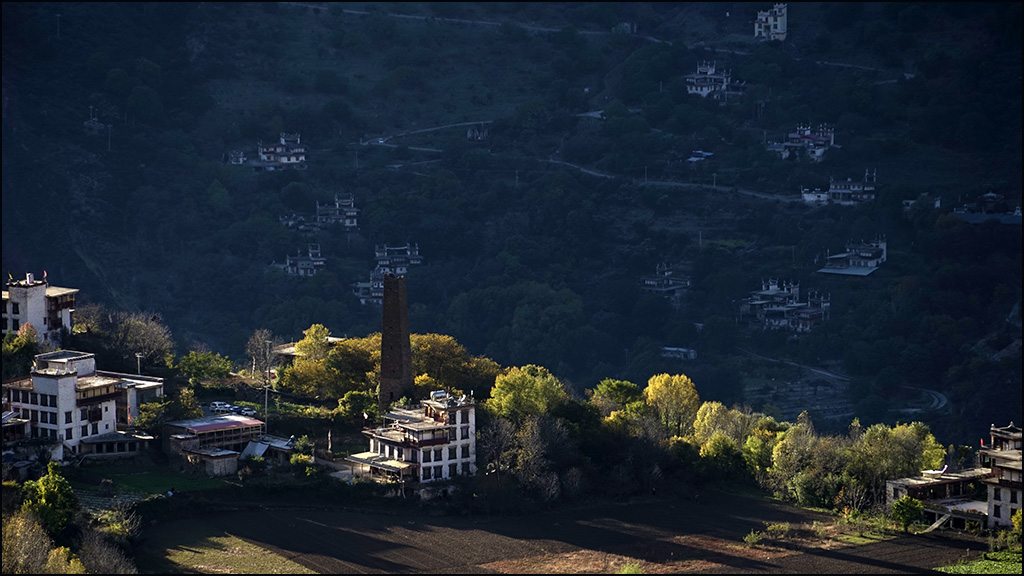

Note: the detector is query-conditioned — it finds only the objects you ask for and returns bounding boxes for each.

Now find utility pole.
[136,352,143,375]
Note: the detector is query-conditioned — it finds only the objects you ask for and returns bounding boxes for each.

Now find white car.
[239,407,258,416]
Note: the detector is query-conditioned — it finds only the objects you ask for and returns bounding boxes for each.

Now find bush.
[765,521,790,539]
[743,530,764,547]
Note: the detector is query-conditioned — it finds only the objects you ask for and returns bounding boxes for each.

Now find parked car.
[239,407,258,416]
[211,402,235,414]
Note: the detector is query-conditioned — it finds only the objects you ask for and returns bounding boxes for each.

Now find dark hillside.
[2,2,1020,445]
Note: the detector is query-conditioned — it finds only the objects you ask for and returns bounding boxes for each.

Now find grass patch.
[135,521,316,574]
[65,462,228,495]
[835,532,892,545]
[936,550,1022,574]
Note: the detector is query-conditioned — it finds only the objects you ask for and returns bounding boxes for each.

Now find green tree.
[2,323,41,381]
[890,494,924,532]
[295,323,331,364]
[643,373,700,437]
[589,378,642,416]
[20,462,79,537]
[487,365,569,421]
[176,350,232,385]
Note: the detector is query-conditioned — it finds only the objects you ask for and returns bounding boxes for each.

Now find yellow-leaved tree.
[643,373,700,438]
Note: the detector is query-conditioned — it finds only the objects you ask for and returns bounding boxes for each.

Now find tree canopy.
[487,364,569,421]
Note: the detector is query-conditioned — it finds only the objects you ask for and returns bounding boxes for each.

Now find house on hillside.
[347,390,477,486]
[352,244,425,306]
[685,62,731,98]
[754,3,788,41]
[738,279,830,332]
[803,170,878,206]
[279,244,326,277]
[768,124,835,162]
[257,132,307,170]
[2,350,163,463]
[886,422,1021,531]
[817,238,887,276]
[3,272,78,346]
[639,263,691,309]
[316,194,359,229]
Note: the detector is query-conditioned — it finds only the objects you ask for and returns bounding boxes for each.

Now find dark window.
[461,426,469,439]
[462,445,470,458]
[81,425,88,437]
[422,450,431,463]
[995,488,1002,501]
[65,411,72,424]
[1011,492,1018,505]
[993,505,1001,519]
[462,462,471,475]
[449,463,457,478]
[65,428,73,440]
[423,467,431,480]
[434,448,442,461]
[460,410,469,424]
[448,447,456,460]
[91,423,98,435]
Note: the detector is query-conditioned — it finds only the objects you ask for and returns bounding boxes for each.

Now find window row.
[9,390,58,407]
[421,462,472,480]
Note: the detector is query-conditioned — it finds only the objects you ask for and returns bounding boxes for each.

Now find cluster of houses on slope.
[3,272,78,346]
[225,132,308,171]
[273,194,361,277]
[351,244,424,306]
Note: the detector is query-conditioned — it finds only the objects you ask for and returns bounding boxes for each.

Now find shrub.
[765,521,790,539]
[743,530,764,547]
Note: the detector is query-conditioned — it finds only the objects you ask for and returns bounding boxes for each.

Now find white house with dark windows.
[347,391,476,485]
[754,3,787,41]
[2,350,163,462]
[3,272,78,346]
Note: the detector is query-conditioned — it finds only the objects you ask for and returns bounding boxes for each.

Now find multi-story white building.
[2,350,163,462]
[347,391,476,484]
[981,422,1022,529]
[3,272,78,346]
[754,3,788,41]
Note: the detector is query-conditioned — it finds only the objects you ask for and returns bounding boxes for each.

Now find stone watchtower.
[379,274,413,413]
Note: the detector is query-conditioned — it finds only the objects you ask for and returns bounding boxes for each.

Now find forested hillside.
[2,2,1021,445]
